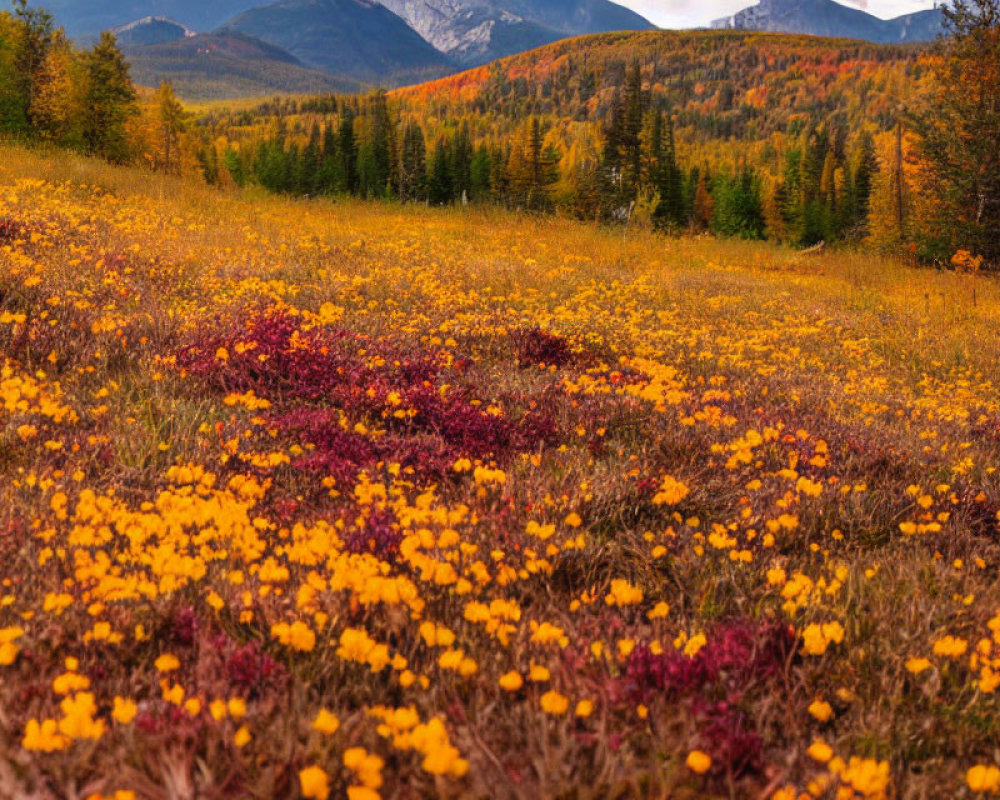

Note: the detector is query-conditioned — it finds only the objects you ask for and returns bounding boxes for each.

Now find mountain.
[377,0,657,65]
[709,0,944,43]
[219,0,456,85]
[111,16,196,46]
[123,31,362,99]
[35,0,272,36]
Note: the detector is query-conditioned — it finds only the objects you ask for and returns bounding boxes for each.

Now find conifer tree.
[470,144,492,201]
[428,137,452,205]
[914,0,1000,262]
[81,32,136,163]
[399,121,427,201]
[338,108,357,194]
[12,0,52,133]
[298,122,322,193]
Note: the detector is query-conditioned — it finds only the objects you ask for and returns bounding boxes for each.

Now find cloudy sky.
[616,0,938,27]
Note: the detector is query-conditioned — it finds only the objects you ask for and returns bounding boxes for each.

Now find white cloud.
[615,0,938,28]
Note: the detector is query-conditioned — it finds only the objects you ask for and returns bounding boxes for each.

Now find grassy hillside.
[2,143,1000,799]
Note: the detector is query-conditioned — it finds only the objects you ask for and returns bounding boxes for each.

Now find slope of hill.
[377,0,656,65]
[219,0,457,85]
[124,31,363,99]
[110,16,196,45]
[391,29,925,142]
[710,0,944,43]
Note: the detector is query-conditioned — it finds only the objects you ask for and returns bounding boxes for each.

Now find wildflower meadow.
[2,145,1000,799]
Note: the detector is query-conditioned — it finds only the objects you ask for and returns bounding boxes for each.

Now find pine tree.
[621,61,644,198]
[365,90,392,198]
[0,12,25,132]
[81,32,137,163]
[399,121,427,202]
[428,137,452,205]
[338,108,357,194]
[224,146,246,187]
[470,144,491,201]
[711,167,766,240]
[450,123,473,202]
[12,0,52,133]
[913,0,1000,263]
[602,89,626,198]
[649,110,685,228]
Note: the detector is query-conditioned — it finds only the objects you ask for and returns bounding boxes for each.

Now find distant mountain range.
[32,0,947,100]
[37,0,656,94]
[711,0,945,43]
[219,0,455,84]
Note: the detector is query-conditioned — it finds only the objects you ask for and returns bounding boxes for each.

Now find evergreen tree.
[315,123,342,194]
[711,167,766,239]
[224,146,246,187]
[470,144,492,201]
[621,61,644,197]
[601,89,626,199]
[338,108,357,194]
[428,137,452,205]
[649,110,685,228]
[299,122,322,194]
[360,90,392,198]
[913,0,1000,263]
[398,121,427,201]
[489,143,509,204]
[12,0,52,133]
[81,32,137,163]
[450,123,473,202]
[846,131,878,238]
[197,142,219,184]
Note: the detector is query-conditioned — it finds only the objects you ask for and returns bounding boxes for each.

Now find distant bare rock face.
[709,0,944,43]
[377,0,655,65]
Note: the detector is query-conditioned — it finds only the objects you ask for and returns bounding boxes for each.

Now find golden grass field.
[2,143,1000,800]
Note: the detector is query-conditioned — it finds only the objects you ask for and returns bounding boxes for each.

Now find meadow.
[2,142,1000,800]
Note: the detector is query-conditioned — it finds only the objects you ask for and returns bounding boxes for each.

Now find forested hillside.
[196,31,927,253]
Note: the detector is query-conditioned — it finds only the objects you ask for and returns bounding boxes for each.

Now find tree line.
[201,63,878,247]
